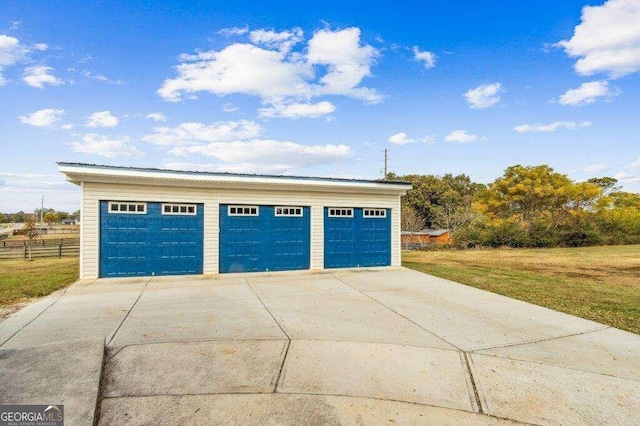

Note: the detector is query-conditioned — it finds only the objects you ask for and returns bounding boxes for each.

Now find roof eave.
[58,164,412,195]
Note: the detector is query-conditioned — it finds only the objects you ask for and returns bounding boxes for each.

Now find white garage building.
[58,163,411,279]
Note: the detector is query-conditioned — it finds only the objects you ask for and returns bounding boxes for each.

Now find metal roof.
[57,162,411,186]
[402,229,450,236]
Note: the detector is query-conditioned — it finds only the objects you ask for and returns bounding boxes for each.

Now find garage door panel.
[99,201,203,277]
[324,208,391,268]
[219,205,310,273]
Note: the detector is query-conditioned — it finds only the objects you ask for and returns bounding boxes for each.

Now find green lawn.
[403,245,640,335]
[0,257,79,307]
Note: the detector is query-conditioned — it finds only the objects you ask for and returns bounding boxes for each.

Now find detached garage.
[58,163,411,279]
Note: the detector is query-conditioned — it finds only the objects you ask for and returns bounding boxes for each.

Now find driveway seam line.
[469,325,611,352]
[104,337,462,355]
[273,340,291,393]
[93,343,109,426]
[244,278,293,393]
[98,390,529,422]
[469,351,640,383]
[462,352,483,414]
[108,337,288,349]
[0,280,86,348]
[331,274,461,351]
[105,277,153,347]
[244,279,291,340]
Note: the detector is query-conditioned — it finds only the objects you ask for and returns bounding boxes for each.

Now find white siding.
[82,182,402,278]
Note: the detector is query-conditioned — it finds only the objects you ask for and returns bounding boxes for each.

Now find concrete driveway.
[1,268,639,425]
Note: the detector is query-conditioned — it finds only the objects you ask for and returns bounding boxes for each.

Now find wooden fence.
[0,241,80,260]
[1,238,79,249]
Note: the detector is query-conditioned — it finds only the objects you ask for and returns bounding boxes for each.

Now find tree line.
[390,165,640,248]
[0,209,80,224]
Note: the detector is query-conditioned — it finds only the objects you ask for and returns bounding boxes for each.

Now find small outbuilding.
[58,163,412,279]
[401,228,452,249]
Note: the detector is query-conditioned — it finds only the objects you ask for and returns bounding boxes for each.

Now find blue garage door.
[219,205,310,273]
[99,201,203,277]
[324,207,391,268]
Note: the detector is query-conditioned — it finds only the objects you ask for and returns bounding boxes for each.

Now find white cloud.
[178,139,354,174]
[33,43,48,51]
[69,134,143,158]
[142,120,262,146]
[222,103,238,112]
[18,108,65,128]
[514,120,592,133]
[146,112,167,122]
[163,162,223,172]
[22,65,64,88]
[0,172,59,178]
[444,130,479,143]
[583,163,609,173]
[0,34,28,65]
[307,27,381,103]
[558,80,619,106]
[0,172,72,198]
[388,132,433,145]
[412,46,436,69]
[628,157,640,168]
[0,34,29,85]
[249,28,303,53]
[259,101,335,119]
[86,111,119,128]
[464,83,503,109]
[613,171,640,184]
[81,70,107,81]
[80,70,124,85]
[217,27,249,37]
[158,27,381,105]
[556,0,640,78]
[158,43,312,102]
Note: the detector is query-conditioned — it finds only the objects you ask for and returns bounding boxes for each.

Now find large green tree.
[476,165,601,229]
[390,172,484,230]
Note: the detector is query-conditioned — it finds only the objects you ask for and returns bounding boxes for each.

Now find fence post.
[58,244,62,259]
[24,245,27,259]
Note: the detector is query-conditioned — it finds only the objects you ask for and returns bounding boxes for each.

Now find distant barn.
[401,228,451,249]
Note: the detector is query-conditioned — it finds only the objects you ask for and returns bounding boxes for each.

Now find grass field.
[403,245,640,334]
[0,257,79,307]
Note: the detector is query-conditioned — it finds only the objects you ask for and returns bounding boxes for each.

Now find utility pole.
[40,195,44,224]
[383,148,388,179]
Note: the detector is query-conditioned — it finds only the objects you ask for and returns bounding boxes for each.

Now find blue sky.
[1,0,639,212]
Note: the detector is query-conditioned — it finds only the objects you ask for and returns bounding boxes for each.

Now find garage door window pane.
[275,206,304,217]
[364,209,387,218]
[328,208,353,217]
[162,203,197,216]
[228,206,259,216]
[108,201,147,214]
